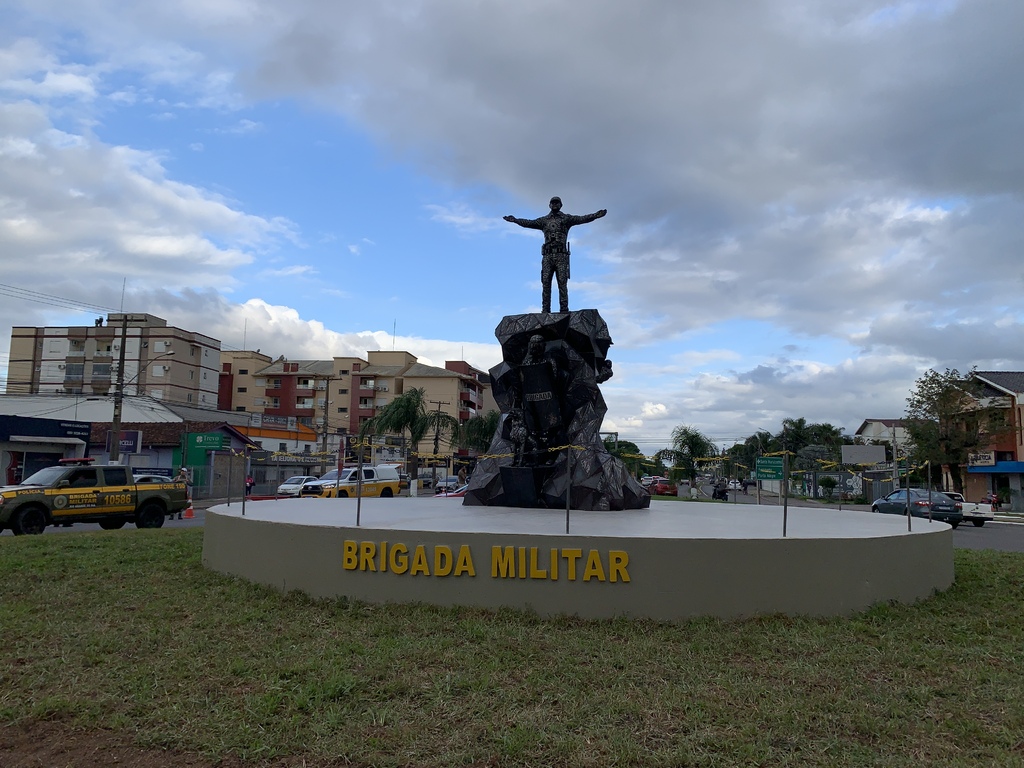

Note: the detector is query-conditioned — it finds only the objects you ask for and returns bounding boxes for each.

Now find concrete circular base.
[202,498,954,620]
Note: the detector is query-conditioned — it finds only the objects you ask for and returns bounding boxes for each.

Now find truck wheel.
[99,519,127,530]
[135,502,166,529]
[338,490,349,498]
[380,487,394,498]
[12,506,48,535]
[973,520,986,527]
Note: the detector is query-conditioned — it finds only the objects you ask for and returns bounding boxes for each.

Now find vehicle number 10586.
[102,494,133,505]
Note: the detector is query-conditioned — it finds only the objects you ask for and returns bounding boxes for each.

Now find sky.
[0,0,1022,455]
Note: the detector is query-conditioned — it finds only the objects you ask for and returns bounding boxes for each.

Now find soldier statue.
[504,197,607,314]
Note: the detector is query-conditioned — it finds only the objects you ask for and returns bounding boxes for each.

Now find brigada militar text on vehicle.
[0,461,189,535]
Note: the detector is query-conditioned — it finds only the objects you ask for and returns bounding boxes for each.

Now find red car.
[436,484,469,498]
[648,479,677,496]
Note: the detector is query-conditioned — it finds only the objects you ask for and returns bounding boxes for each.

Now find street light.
[109,350,175,464]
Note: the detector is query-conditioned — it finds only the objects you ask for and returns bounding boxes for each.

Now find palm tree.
[460,410,501,453]
[362,388,459,480]
[665,425,718,486]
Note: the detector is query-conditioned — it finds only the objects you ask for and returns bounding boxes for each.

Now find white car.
[134,474,176,484]
[276,475,318,496]
[944,492,996,527]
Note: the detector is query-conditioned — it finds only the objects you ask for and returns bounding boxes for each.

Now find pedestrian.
[175,467,191,519]
[457,466,467,486]
[245,474,255,496]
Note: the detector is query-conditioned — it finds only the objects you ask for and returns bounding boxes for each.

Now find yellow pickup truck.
[299,465,401,498]
[0,463,189,535]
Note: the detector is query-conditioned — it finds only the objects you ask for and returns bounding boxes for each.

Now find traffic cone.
[183,503,195,519]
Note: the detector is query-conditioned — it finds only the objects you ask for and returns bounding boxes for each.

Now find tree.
[362,387,459,479]
[664,425,718,485]
[603,438,645,477]
[460,410,501,453]
[904,367,984,493]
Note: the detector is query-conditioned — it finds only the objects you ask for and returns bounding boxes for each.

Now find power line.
[0,283,118,315]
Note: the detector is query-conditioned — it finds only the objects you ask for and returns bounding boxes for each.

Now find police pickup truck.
[300,465,401,498]
[0,463,189,535]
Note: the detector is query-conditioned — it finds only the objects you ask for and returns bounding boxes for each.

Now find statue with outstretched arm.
[504,196,607,313]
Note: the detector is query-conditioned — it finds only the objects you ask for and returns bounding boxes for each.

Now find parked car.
[648,478,677,495]
[640,475,655,487]
[943,492,996,527]
[276,475,319,496]
[133,473,175,484]
[436,484,469,498]
[434,476,463,494]
[871,488,963,528]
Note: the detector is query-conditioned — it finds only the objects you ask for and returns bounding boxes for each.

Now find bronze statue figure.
[504,197,607,314]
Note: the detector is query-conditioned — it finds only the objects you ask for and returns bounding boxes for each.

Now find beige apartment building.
[6,313,220,407]
[219,349,491,469]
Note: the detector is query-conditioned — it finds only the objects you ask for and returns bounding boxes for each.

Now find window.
[189,370,194,380]
[235,406,246,411]
[339,388,348,395]
[297,397,314,408]
[203,372,207,379]
[239,369,249,375]
[271,398,280,408]
[64,363,84,378]
[67,469,98,487]
[190,346,196,357]
[269,379,281,389]
[105,467,129,486]
[339,369,349,374]
[91,363,111,377]
[337,407,348,413]
[279,443,287,452]
[187,393,193,403]
[237,386,247,393]
[255,378,266,387]
[303,444,312,453]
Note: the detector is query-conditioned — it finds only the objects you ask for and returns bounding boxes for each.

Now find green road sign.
[756,456,784,480]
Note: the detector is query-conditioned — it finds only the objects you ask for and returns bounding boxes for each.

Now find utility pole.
[109,314,129,464]
[109,314,174,465]
[318,374,334,475]
[429,399,450,489]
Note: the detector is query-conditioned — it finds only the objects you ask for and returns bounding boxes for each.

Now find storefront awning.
[968,461,1024,474]
[9,435,86,445]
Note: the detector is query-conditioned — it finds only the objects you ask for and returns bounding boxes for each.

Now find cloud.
[2,0,1023,451]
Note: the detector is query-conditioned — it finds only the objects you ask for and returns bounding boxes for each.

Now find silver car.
[276,475,318,496]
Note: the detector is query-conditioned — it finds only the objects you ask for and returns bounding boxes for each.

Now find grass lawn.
[2,529,1023,767]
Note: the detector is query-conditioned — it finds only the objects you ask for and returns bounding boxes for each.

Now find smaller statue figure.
[504,197,607,314]
[515,334,566,466]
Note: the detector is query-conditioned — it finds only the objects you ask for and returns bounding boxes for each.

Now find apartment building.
[218,349,492,469]
[6,313,220,408]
